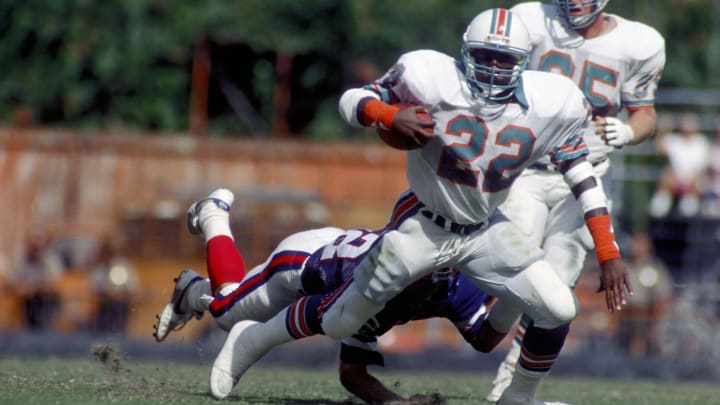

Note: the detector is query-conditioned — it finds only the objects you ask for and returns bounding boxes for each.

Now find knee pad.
[320,284,384,340]
[523,260,578,328]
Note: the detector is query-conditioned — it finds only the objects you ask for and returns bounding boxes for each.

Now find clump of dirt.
[91,343,122,373]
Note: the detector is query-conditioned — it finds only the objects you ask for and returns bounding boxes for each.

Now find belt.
[529,158,608,172]
[421,209,486,236]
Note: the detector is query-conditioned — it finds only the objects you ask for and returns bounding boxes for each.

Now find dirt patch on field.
[91,343,122,373]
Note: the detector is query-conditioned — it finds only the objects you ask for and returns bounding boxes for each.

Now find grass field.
[1,352,719,405]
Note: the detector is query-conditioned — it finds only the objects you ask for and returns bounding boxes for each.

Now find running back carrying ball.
[377,103,434,150]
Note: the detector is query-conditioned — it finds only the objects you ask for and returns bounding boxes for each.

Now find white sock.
[201,210,233,243]
[252,307,295,348]
[502,366,544,403]
[502,339,522,368]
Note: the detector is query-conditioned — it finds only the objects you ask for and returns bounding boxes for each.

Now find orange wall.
[0,127,410,271]
[0,127,621,348]
[0,127,412,338]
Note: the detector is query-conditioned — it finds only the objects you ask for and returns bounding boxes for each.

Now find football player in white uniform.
[485,1,665,402]
[204,9,632,405]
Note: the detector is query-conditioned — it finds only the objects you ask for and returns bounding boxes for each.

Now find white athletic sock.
[200,209,233,243]
[199,189,235,243]
[502,339,521,368]
[501,366,544,403]
[253,307,295,348]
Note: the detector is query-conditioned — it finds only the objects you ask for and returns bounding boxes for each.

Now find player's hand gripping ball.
[377,103,434,150]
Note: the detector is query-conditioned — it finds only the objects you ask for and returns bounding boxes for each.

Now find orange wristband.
[586,214,621,263]
[362,99,400,129]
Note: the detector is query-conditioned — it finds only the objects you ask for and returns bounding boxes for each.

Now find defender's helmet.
[462,8,531,102]
[553,0,609,29]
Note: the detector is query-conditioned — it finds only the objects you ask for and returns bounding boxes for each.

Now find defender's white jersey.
[339,50,590,224]
[512,2,665,162]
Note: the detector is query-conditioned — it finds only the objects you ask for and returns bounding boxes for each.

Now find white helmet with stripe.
[462,8,531,102]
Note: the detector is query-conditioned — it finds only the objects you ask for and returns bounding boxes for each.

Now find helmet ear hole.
[462,8,531,101]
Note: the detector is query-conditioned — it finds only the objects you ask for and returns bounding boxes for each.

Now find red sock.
[206,235,246,292]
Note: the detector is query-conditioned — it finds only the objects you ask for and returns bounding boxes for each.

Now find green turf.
[1,354,719,405]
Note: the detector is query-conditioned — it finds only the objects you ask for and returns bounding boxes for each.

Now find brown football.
[377,103,434,150]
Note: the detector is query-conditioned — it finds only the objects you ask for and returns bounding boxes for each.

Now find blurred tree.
[661,0,712,88]
[0,0,196,130]
[0,0,716,137]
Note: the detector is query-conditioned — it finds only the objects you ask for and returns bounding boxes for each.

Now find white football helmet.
[553,0,609,29]
[462,8,531,102]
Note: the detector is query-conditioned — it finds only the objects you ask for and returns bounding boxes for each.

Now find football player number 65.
[539,51,618,113]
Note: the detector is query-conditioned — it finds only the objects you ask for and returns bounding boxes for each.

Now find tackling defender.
[200,9,631,405]
[485,1,665,401]
[154,190,492,404]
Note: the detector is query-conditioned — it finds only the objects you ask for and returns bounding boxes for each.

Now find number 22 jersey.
[339,49,592,225]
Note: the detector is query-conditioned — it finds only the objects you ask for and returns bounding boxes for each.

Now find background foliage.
[0,0,717,137]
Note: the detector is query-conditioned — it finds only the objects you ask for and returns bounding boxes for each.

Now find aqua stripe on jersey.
[550,132,589,165]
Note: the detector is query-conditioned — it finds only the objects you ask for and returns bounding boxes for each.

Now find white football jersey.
[339,50,590,224]
[512,2,665,162]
